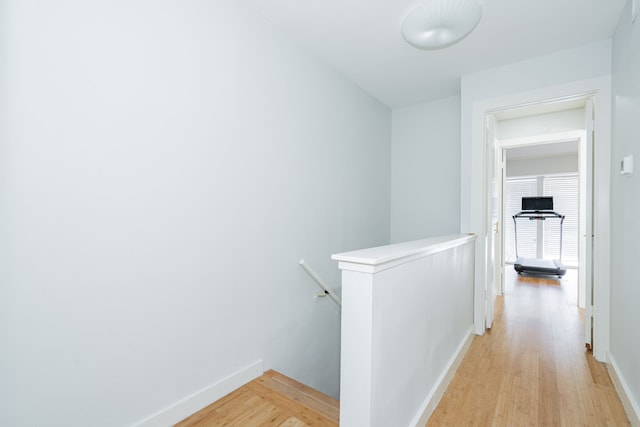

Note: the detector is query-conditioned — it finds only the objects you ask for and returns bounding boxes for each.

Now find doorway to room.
[486,96,594,349]
[469,76,612,362]
[500,142,583,303]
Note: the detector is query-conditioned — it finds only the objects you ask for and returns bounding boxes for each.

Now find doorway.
[467,76,612,362]
[498,135,585,299]
[488,98,593,350]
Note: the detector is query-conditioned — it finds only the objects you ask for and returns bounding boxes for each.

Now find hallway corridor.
[426,268,630,426]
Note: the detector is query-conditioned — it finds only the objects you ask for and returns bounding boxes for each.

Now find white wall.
[0,1,391,426]
[390,96,461,242]
[610,0,640,418]
[334,235,475,427]
[497,109,582,176]
[506,154,578,177]
[460,40,612,232]
[496,108,585,140]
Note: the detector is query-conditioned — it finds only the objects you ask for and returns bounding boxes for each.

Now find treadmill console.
[522,196,553,211]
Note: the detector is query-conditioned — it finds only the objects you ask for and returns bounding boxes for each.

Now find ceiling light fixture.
[401,0,483,50]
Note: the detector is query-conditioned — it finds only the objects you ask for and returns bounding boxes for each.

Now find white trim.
[465,76,611,363]
[131,360,263,427]
[498,130,584,148]
[607,354,640,427]
[332,233,475,274]
[409,327,475,427]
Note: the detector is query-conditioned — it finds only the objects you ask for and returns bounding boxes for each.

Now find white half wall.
[391,96,461,243]
[0,1,391,426]
[610,1,640,421]
[333,235,476,427]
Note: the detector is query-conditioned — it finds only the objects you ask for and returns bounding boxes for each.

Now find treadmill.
[512,196,567,277]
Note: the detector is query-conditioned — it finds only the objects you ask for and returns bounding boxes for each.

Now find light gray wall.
[0,1,391,426]
[498,108,581,177]
[611,1,640,414]
[390,96,461,243]
[460,39,613,232]
[506,154,578,177]
[496,108,585,140]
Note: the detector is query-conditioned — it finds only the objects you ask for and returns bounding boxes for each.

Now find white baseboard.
[409,327,475,427]
[607,354,640,427]
[131,360,263,427]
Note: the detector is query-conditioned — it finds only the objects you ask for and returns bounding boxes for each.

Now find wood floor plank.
[426,269,630,427]
[255,373,339,422]
[175,387,250,426]
[264,370,339,410]
[175,371,338,427]
[246,380,336,426]
[276,416,308,427]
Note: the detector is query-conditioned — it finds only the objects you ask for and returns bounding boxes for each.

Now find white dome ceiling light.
[401,0,483,50]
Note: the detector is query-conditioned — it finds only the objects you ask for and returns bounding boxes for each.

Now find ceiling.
[237,0,626,108]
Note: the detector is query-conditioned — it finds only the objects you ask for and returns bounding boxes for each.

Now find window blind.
[543,175,579,262]
[504,174,580,265]
[504,178,538,262]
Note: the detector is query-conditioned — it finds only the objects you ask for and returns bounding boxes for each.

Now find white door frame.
[467,76,611,362]
[495,144,505,296]
[496,131,587,309]
[485,114,497,328]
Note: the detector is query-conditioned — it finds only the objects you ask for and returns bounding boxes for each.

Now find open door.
[583,97,595,350]
[495,148,505,296]
[485,114,499,328]
[578,131,587,309]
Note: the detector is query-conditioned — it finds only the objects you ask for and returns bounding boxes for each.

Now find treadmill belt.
[514,257,566,276]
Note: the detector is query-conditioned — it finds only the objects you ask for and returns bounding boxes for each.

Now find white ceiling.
[238,0,626,108]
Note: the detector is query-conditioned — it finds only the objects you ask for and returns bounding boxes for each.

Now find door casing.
[467,76,611,362]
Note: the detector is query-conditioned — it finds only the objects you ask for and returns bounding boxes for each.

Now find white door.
[485,114,498,328]
[495,149,505,295]
[583,98,595,349]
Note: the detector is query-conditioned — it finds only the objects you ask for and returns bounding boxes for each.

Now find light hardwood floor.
[176,268,630,426]
[175,370,339,426]
[426,268,630,426]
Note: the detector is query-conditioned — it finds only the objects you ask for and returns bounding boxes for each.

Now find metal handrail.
[298,259,342,308]
[512,210,565,260]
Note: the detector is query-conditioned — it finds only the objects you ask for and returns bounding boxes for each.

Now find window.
[504,178,537,262]
[543,175,579,263]
[504,174,579,265]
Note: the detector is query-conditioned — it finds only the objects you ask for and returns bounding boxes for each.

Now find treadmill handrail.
[512,210,565,260]
[513,210,565,220]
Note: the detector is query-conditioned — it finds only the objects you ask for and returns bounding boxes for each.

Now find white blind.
[504,178,537,262]
[543,175,579,262]
[504,174,580,264]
